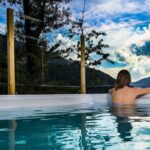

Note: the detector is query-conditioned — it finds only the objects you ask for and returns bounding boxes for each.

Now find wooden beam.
[7,8,15,95]
[80,34,86,94]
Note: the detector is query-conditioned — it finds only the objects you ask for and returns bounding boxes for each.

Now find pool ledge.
[0,94,149,110]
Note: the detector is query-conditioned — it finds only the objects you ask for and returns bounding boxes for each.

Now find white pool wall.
[0,94,150,120]
[0,94,149,110]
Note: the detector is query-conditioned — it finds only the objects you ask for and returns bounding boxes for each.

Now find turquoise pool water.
[0,104,150,150]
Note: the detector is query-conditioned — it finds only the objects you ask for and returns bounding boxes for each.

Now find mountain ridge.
[131,77,150,88]
[0,33,115,93]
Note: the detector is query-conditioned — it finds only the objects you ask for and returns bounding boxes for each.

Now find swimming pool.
[0,94,150,150]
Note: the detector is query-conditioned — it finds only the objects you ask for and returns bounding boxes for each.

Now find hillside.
[0,34,115,94]
[48,58,115,93]
[131,77,150,88]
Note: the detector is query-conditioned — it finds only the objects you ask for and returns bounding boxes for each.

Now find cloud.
[67,0,85,21]
[0,23,6,34]
[95,21,150,81]
[52,20,150,81]
[0,1,22,12]
[1,0,149,81]
[130,41,150,56]
[103,22,150,49]
[83,0,149,21]
[51,33,79,60]
[60,0,150,81]
[97,54,150,82]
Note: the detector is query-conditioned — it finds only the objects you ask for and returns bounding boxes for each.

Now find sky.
[1,0,150,81]
[67,0,150,81]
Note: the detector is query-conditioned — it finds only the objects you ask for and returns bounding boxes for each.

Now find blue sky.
[0,6,6,33]
[1,0,150,81]
[67,0,150,81]
[0,7,6,23]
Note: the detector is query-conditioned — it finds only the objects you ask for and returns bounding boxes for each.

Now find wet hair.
[115,69,131,91]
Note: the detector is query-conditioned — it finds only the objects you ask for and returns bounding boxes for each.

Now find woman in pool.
[110,69,150,105]
[109,69,150,141]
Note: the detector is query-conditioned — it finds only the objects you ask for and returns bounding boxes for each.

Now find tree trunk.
[23,0,46,82]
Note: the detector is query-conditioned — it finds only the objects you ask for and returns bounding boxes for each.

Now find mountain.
[131,77,150,88]
[48,58,115,93]
[0,34,115,94]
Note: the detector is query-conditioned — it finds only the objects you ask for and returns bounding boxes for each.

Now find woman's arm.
[134,88,150,96]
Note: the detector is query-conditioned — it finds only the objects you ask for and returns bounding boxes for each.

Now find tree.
[49,21,114,67]
[0,0,71,83]
[0,0,114,94]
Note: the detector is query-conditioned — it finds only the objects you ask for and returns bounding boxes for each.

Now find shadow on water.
[115,116,133,141]
[110,104,148,142]
[110,105,135,141]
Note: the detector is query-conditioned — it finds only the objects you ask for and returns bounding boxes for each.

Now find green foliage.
[0,35,7,94]
[50,25,114,67]
[0,0,72,83]
[0,0,115,94]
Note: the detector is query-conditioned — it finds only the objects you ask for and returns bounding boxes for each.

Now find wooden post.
[7,8,15,95]
[80,34,86,94]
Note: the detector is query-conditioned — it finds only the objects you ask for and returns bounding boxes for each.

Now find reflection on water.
[111,104,149,142]
[111,105,135,142]
[0,120,17,150]
[8,120,17,150]
[0,105,150,149]
[115,116,133,141]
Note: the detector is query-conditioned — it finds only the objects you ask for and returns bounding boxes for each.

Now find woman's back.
[110,70,150,105]
[112,86,150,105]
[112,86,137,105]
